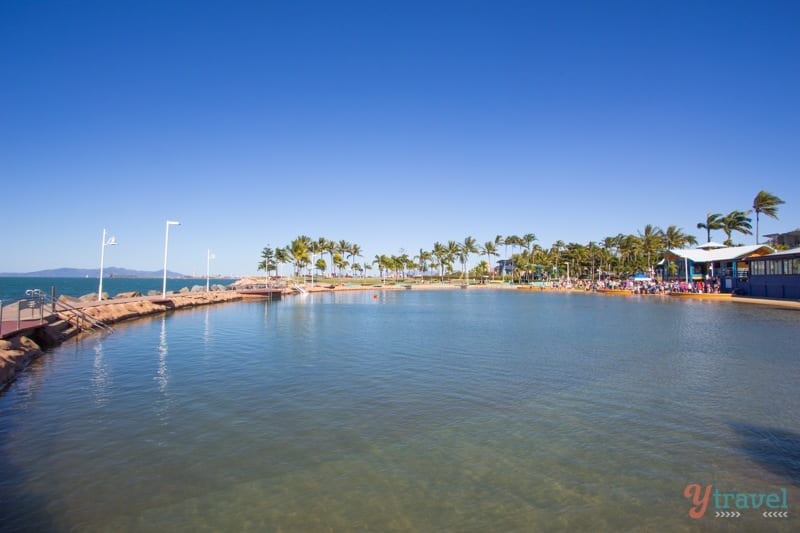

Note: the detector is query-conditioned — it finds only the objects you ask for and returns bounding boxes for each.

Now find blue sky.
[2,0,798,276]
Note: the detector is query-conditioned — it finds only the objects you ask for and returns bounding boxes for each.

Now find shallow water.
[1,290,799,531]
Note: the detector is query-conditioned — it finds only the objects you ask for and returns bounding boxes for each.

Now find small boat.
[596,288,634,295]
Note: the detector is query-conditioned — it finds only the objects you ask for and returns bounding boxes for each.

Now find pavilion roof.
[664,244,773,263]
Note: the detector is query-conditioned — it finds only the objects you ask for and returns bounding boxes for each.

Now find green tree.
[414,248,432,281]
[696,213,724,243]
[275,247,290,277]
[315,258,327,276]
[721,210,753,246]
[521,233,537,253]
[752,190,785,243]
[432,242,449,281]
[372,254,386,281]
[460,236,478,283]
[288,236,311,277]
[348,243,362,277]
[663,225,698,250]
[257,246,276,278]
[638,224,664,274]
[480,241,499,279]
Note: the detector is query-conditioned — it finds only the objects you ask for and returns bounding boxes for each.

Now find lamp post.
[565,262,570,284]
[206,249,215,292]
[98,229,118,301]
[162,220,181,298]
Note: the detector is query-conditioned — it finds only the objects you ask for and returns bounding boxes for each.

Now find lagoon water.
[1,290,799,531]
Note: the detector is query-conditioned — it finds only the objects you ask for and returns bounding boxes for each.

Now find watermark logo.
[683,483,789,519]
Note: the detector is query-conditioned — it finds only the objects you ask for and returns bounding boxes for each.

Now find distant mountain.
[0,267,188,278]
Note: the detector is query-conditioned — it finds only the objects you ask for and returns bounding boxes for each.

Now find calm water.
[0,277,234,301]
[1,290,799,531]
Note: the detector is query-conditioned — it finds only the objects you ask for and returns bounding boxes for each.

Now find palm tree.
[505,235,521,281]
[414,248,432,281]
[432,242,448,281]
[495,235,508,278]
[461,236,478,283]
[521,233,537,253]
[663,225,698,250]
[348,243,362,277]
[697,213,724,243]
[721,210,753,246]
[373,254,387,282]
[637,225,664,274]
[315,258,326,277]
[752,190,785,243]
[274,247,290,277]
[320,237,335,277]
[288,236,311,278]
[446,241,460,279]
[480,241,499,279]
[308,239,322,283]
[336,240,351,277]
[335,255,349,278]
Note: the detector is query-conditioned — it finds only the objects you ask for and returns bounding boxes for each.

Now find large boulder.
[114,291,142,299]
[58,294,81,306]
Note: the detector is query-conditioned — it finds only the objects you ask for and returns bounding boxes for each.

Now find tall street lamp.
[206,249,215,292]
[162,220,181,298]
[98,228,118,301]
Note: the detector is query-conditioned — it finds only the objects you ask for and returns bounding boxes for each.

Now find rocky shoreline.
[0,290,243,389]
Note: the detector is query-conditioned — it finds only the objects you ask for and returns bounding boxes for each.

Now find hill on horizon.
[0,267,188,278]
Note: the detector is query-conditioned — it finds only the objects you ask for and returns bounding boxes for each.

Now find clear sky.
[2,0,798,276]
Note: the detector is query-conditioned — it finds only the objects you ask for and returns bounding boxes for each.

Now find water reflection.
[154,316,170,423]
[156,317,169,394]
[92,339,112,407]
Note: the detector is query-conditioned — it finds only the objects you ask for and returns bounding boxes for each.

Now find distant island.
[0,267,188,278]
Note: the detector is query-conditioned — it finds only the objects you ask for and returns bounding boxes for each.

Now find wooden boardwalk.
[0,304,51,339]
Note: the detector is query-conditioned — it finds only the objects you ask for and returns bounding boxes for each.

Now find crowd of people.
[545,277,724,294]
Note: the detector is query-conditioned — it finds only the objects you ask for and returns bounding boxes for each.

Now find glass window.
[791,258,800,275]
[752,261,764,275]
[767,260,777,275]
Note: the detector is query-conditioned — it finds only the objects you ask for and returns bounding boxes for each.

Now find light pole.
[206,249,215,292]
[162,220,181,298]
[565,262,570,284]
[98,229,118,301]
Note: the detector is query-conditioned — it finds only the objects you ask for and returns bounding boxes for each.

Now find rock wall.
[0,336,43,387]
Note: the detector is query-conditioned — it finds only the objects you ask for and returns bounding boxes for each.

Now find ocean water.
[1,290,798,531]
[0,277,234,301]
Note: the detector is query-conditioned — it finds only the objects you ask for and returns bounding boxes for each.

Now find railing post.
[40,294,44,324]
[17,301,21,331]
[51,286,57,314]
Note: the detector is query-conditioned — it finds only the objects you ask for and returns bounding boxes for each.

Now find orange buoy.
[372,293,378,299]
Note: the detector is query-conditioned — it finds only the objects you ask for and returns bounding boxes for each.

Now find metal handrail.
[40,293,114,334]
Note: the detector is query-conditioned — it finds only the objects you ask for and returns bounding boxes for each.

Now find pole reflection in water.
[92,339,112,407]
[155,316,170,422]
[203,306,210,347]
